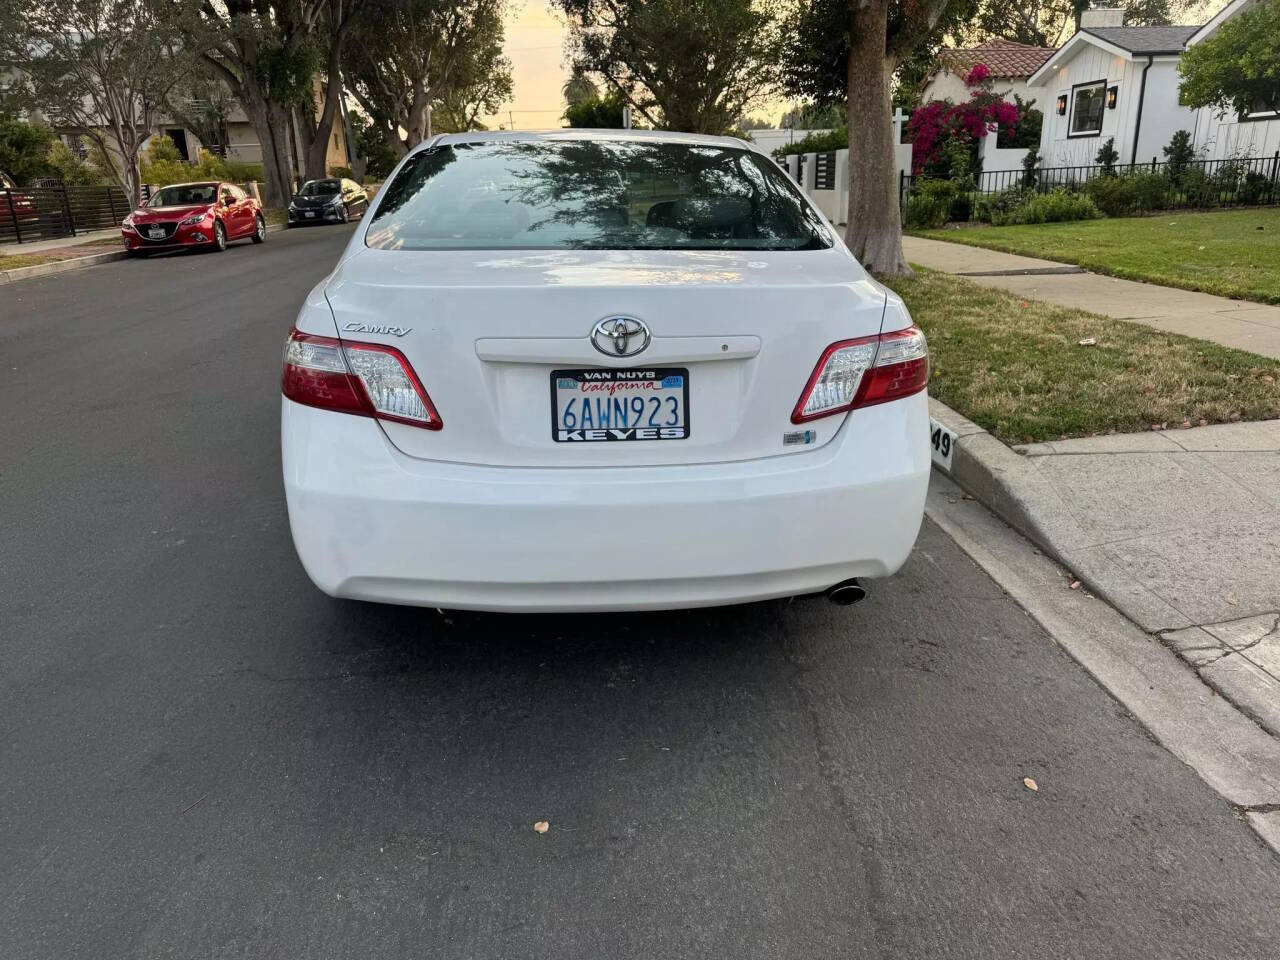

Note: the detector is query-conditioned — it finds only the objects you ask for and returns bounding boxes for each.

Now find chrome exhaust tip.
[825,579,866,606]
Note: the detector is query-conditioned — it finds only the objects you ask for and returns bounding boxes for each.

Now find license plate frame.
[147,226,165,239]
[550,367,690,442]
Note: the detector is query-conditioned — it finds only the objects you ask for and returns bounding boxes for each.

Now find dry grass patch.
[886,268,1280,444]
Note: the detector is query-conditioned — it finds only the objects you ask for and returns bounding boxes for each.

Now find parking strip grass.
[915,208,1280,304]
[886,268,1280,444]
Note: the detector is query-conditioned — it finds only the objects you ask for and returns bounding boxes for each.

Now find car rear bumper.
[281,393,930,612]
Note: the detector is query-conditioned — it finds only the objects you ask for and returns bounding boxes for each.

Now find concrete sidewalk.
[930,399,1280,741]
[0,227,121,254]
[902,235,1280,359]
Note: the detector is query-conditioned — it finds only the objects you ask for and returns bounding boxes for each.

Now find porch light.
[1056,95,1067,115]
[1107,86,1118,109]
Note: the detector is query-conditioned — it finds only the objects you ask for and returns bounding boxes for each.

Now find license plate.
[551,368,690,441]
[305,211,316,218]
[147,227,165,239]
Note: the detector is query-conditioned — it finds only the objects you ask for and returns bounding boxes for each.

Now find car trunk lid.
[324,245,886,467]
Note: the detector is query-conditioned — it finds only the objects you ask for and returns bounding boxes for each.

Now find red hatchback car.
[122,181,266,255]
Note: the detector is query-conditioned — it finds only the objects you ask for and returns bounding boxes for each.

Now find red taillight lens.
[282,328,442,430]
[791,325,928,423]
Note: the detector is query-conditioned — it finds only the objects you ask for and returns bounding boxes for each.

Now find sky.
[479,4,573,131]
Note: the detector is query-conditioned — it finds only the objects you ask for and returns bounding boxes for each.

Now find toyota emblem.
[591,317,650,358]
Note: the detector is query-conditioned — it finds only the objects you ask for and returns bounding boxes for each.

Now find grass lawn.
[886,268,1280,444]
[915,208,1280,304]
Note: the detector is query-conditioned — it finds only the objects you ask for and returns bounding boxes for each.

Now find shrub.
[45,140,108,185]
[1095,137,1119,176]
[903,179,958,229]
[975,186,1034,223]
[990,188,1102,226]
[1021,146,1040,188]
[773,126,847,158]
[1083,172,1172,216]
[1239,170,1273,205]
[328,164,354,179]
[223,159,265,182]
[1163,130,1196,182]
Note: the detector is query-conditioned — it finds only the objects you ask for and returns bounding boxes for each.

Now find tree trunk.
[307,38,345,179]
[242,95,294,207]
[844,0,910,277]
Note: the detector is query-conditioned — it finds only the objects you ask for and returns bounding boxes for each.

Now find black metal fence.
[900,151,1280,219]
[1,184,130,244]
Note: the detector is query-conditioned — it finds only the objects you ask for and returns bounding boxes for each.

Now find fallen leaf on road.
[533,821,549,833]
[1070,580,1081,590]
[1226,594,1238,606]
[1077,337,1097,346]
[1023,777,1038,791]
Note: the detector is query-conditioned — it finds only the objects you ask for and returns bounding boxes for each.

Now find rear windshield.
[365,140,831,251]
[150,184,217,206]
[300,179,341,196]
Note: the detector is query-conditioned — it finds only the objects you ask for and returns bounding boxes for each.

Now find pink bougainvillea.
[905,62,1019,175]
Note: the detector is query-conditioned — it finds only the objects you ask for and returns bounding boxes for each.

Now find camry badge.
[343,322,412,337]
[591,317,650,358]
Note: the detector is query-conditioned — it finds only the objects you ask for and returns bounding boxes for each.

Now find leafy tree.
[0,113,54,184]
[971,0,1191,48]
[779,102,845,129]
[344,0,508,156]
[195,0,326,206]
[46,140,108,185]
[1095,136,1119,175]
[427,15,513,134]
[996,94,1041,149]
[555,0,782,134]
[1179,0,1280,120]
[0,0,190,202]
[564,92,628,128]
[562,69,599,108]
[781,0,980,274]
[349,111,398,179]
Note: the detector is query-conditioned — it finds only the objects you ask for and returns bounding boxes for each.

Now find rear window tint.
[365,140,831,251]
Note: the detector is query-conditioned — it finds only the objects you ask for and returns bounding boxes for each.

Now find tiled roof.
[1080,25,1202,54]
[938,38,1056,78]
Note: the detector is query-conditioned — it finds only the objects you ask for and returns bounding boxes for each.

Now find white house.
[1028,4,1280,168]
[1183,0,1280,161]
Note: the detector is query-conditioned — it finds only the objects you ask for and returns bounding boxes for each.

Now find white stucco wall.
[921,72,1042,109]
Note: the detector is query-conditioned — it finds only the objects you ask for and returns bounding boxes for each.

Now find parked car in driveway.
[122,182,265,255]
[1,170,37,237]
[281,130,930,613]
[287,178,368,226]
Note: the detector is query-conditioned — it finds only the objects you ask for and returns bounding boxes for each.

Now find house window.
[1246,96,1280,120]
[1069,80,1106,137]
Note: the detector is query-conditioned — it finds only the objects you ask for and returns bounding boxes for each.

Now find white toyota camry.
[281,130,930,612]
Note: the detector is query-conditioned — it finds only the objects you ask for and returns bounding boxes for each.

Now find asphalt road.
[3,226,1279,959]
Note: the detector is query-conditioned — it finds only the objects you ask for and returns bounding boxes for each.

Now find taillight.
[282,328,442,430]
[791,326,928,423]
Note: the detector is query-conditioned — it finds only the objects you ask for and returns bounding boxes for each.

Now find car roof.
[425,129,755,152]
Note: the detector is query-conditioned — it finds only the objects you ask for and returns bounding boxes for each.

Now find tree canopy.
[1179,0,1280,118]
[555,0,782,134]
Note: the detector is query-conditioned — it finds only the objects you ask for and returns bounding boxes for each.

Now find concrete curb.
[926,474,1280,853]
[929,397,1192,633]
[927,398,1280,850]
[0,223,288,285]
